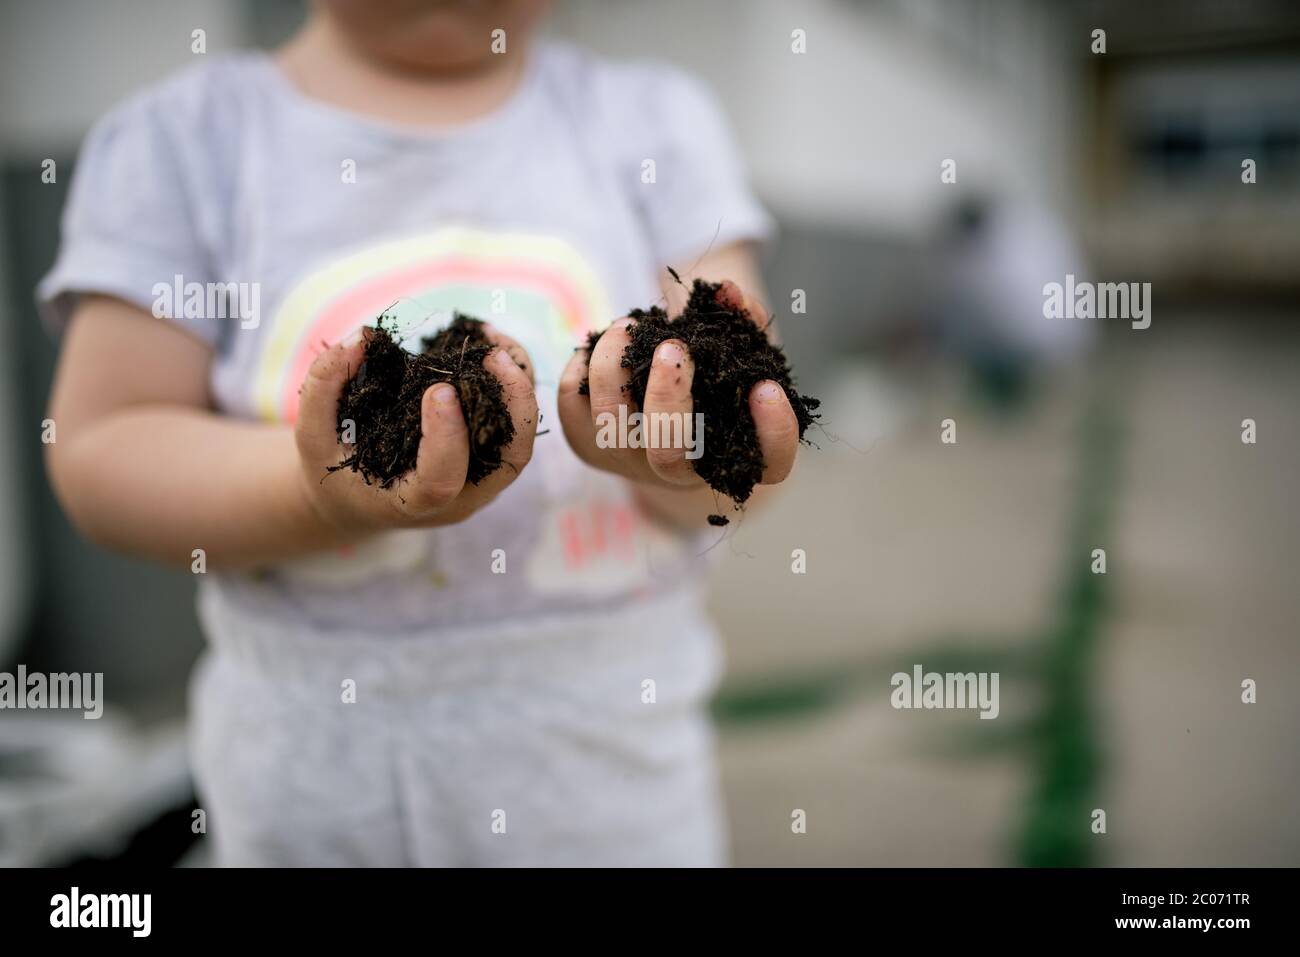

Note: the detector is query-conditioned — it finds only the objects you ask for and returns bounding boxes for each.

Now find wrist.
[630,480,715,529]
[287,451,363,550]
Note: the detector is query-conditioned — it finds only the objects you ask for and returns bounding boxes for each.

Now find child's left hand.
[557,280,800,490]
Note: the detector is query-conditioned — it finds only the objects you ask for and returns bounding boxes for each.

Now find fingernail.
[755,381,784,404]
[655,341,685,366]
[488,348,516,373]
[432,383,459,406]
[612,317,634,329]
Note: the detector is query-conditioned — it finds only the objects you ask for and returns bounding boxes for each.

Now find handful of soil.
[329,314,514,488]
[580,277,820,517]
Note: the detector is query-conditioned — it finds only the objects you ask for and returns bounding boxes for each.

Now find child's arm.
[46,295,537,570]
[557,242,799,529]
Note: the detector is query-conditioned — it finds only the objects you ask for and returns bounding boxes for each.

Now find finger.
[587,319,635,427]
[641,339,699,485]
[295,336,367,467]
[749,380,799,485]
[481,324,535,386]
[589,319,667,480]
[486,347,539,479]
[401,382,469,514]
[447,348,538,513]
[586,319,646,475]
[716,279,747,312]
[558,335,657,483]
[716,279,776,340]
[557,345,602,469]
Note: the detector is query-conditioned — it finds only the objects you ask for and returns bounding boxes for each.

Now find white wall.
[0,0,247,151]
[550,0,1081,237]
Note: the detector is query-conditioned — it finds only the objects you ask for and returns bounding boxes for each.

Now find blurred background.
[1,0,1297,866]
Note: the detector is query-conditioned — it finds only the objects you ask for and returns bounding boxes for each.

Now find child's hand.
[557,280,800,491]
[295,328,538,535]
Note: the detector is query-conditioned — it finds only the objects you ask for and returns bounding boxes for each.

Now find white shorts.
[188,585,728,867]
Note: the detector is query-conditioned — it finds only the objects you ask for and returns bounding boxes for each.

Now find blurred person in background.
[932,194,1094,405]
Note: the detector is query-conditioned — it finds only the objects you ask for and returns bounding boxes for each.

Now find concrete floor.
[706,319,1300,866]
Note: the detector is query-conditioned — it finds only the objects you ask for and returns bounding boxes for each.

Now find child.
[40,0,801,866]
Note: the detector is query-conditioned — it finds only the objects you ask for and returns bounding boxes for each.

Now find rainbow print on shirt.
[251,226,613,424]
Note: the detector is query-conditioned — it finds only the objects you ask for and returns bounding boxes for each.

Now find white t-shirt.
[39,41,772,636]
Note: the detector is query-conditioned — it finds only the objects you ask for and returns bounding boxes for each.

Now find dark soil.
[329,313,514,488]
[579,276,820,516]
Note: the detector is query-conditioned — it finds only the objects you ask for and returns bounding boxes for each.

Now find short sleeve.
[36,92,221,347]
[623,65,775,265]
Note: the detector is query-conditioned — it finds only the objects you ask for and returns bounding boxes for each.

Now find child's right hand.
[294,329,538,537]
